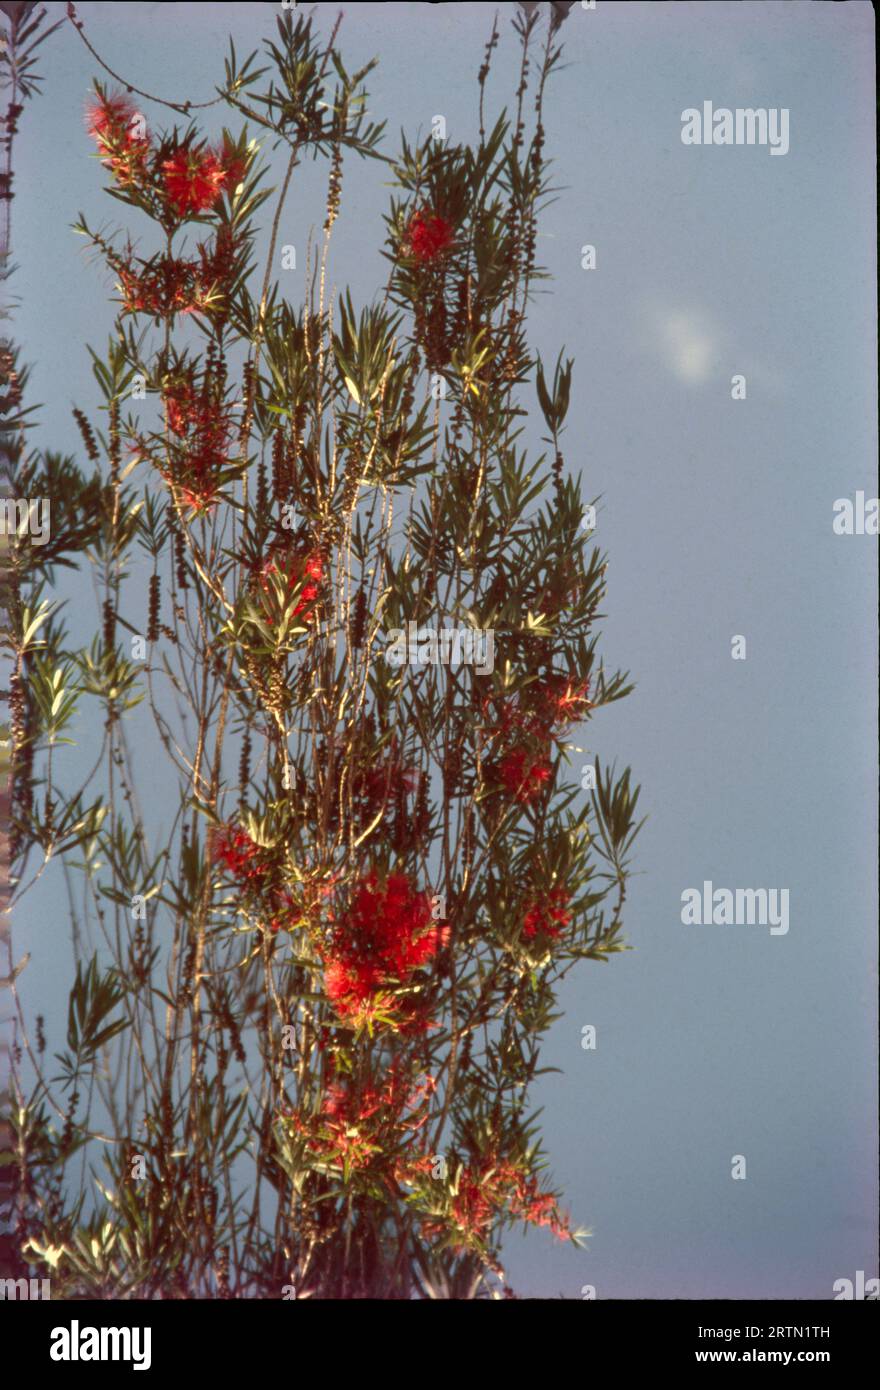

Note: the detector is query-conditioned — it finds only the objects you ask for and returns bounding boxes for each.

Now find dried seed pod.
[174,527,188,590]
[72,406,100,463]
[102,597,116,652]
[414,773,431,841]
[147,573,161,643]
[351,587,367,648]
[271,428,285,504]
[239,728,251,801]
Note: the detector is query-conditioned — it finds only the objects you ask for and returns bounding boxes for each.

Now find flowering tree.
[7,6,640,1299]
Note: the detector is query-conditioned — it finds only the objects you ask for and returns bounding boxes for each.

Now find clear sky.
[10,0,878,1297]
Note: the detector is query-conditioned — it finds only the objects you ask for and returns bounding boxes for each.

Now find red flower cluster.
[161,379,234,513]
[496,746,553,803]
[522,886,571,942]
[513,1174,571,1239]
[356,760,419,811]
[160,147,227,217]
[118,256,191,318]
[316,735,427,854]
[485,675,590,805]
[541,675,591,727]
[349,736,420,819]
[117,225,239,322]
[259,550,324,625]
[407,209,455,263]
[289,1067,434,1174]
[485,676,590,743]
[86,90,150,187]
[87,90,245,222]
[322,870,446,1027]
[210,824,300,934]
[212,823,269,886]
[86,91,138,142]
[414,1151,571,1250]
[197,223,238,288]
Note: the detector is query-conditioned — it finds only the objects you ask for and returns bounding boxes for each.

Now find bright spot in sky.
[659,310,716,383]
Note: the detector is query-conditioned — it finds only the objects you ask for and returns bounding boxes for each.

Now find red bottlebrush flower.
[357,759,419,812]
[496,745,553,803]
[118,255,199,318]
[211,824,268,886]
[160,380,233,512]
[197,224,238,289]
[299,552,324,610]
[259,550,324,624]
[265,889,302,935]
[86,90,150,187]
[163,381,230,446]
[447,1169,496,1243]
[217,137,248,193]
[395,1152,437,1184]
[178,484,219,515]
[350,871,442,976]
[287,1066,435,1174]
[511,1173,571,1240]
[407,209,455,263]
[422,1153,517,1247]
[120,233,237,322]
[480,690,522,740]
[324,956,384,1014]
[86,90,143,147]
[537,675,591,730]
[164,382,200,438]
[522,886,571,942]
[484,677,590,743]
[86,91,134,141]
[160,145,229,218]
[209,827,300,935]
[420,1147,571,1251]
[322,870,446,1026]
